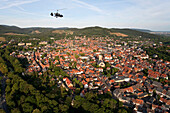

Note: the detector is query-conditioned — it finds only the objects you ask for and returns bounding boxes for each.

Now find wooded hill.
[0,25,169,43]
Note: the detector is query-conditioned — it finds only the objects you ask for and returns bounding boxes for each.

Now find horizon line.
[1,24,170,32]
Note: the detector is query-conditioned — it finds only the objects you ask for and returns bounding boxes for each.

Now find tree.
[96,107,105,113]
[73,95,85,108]
[0,109,6,113]
[157,95,160,101]
[18,95,26,106]
[0,63,8,74]
[32,109,41,113]
[21,103,33,113]
[112,68,118,75]
[143,69,148,76]
[11,108,21,113]
[5,85,11,93]
[79,53,85,56]
[41,53,47,59]
[75,54,79,59]
[102,99,110,108]
[55,56,59,60]
[118,108,128,113]
[6,100,15,110]
[105,62,111,68]
[40,104,48,112]
[75,88,80,95]
[107,73,111,77]
[51,100,58,107]
[82,102,91,111]
[59,104,69,113]
[89,103,99,113]
[66,52,70,56]
[93,49,97,52]
[25,96,36,104]
[53,107,59,113]
[109,99,117,109]
[6,79,11,85]
[65,96,72,106]
[105,109,112,113]
[118,101,123,108]
[85,92,94,101]
[0,57,5,63]
[12,83,19,91]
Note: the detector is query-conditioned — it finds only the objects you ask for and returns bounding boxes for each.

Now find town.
[7,36,170,113]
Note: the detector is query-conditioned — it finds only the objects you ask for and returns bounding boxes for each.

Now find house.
[80,56,89,60]
[80,89,86,97]
[98,90,103,94]
[113,76,130,83]
[155,87,163,95]
[138,92,148,98]
[104,55,112,60]
[132,98,144,106]
[63,64,69,69]
[84,83,88,89]
[109,79,114,84]
[26,43,32,46]
[63,77,73,88]
[159,97,167,103]
[18,42,25,46]
[124,87,134,93]
[152,104,158,110]
[161,74,168,79]
[39,41,47,45]
[166,100,170,106]
[97,68,103,72]
[152,81,162,87]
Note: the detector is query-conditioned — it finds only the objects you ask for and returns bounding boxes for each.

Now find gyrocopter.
[50,9,65,18]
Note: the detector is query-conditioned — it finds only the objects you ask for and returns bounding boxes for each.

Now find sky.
[0,0,170,31]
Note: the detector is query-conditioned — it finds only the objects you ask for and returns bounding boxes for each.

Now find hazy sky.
[0,0,170,31]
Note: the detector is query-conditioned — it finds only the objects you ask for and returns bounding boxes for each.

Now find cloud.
[71,0,105,14]
[16,5,26,11]
[0,0,45,18]
[0,0,40,10]
[15,8,48,18]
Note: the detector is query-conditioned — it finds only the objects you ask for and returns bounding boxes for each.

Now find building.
[39,41,48,45]
[26,43,32,46]
[18,42,25,46]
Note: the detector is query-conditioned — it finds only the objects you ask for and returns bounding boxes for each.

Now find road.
[33,51,42,72]
[0,72,9,113]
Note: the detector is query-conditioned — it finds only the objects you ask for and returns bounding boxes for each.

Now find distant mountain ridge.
[25,27,69,30]
[0,25,69,34]
[0,25,23,34]
[131,28,170,36]
[0,25,169,40]
[131,28,152,33]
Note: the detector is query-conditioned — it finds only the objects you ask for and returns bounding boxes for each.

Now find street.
[0,72,9,113]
